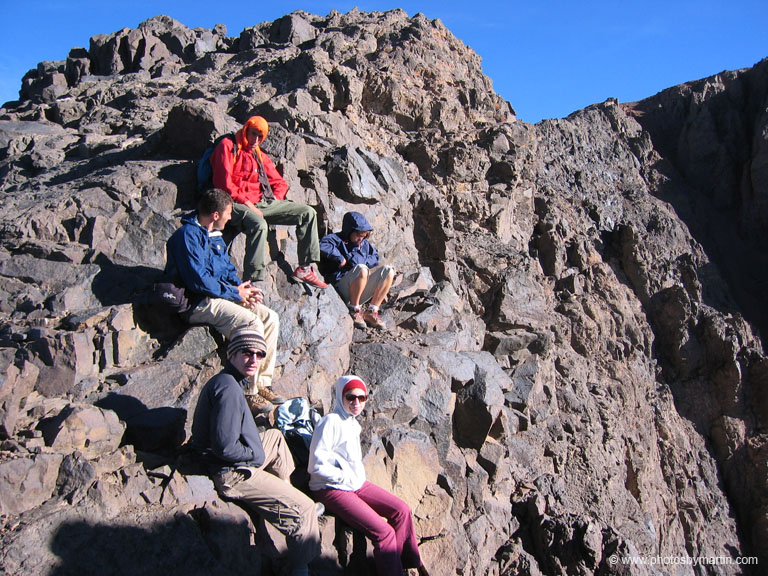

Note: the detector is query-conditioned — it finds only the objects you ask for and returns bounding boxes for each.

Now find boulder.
[163,100,240,159]
[65,47,91,87]
[0,356,39,439]
[39,404,125,459]
[0,454,63,515]
[270,13,318,46]
[452,366,505,450]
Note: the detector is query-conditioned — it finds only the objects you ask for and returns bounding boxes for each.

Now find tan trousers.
[187,298,278,391]
[212,429,320,569]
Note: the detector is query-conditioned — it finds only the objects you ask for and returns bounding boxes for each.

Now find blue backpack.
[196,133,236,192]
[275,397,321,467]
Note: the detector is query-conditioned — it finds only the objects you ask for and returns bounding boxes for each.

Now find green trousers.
[225,200,321,282]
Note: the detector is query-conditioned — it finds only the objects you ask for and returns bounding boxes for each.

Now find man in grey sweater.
[190,328,320,576]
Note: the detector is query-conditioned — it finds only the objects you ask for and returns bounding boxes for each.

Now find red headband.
[342,379,367,395]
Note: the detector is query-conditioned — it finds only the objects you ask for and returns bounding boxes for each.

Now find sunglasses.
[241,349,266,359]
[345,394,368,403]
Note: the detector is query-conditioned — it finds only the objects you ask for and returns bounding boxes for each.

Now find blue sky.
[1,1,766,123]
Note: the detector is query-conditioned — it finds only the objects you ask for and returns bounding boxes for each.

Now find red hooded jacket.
[210,133,289,204]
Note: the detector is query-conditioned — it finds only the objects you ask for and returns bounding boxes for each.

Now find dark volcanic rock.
[0,8,765,576]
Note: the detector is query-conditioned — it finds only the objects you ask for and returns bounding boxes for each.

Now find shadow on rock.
[49,514,259,576]
[91,261,189,342]
[95,392,186,454]
[91,261,162,307]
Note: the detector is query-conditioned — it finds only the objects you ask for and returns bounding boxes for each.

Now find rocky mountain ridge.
[0,10,766,575]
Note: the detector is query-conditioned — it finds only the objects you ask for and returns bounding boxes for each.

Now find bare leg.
[347,266,369,307]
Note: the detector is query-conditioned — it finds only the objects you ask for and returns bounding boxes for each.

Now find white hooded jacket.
[307,375,367,492]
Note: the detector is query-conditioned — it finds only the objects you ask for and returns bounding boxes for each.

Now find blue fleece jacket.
[165,212,241,307]
[319,212,379,285]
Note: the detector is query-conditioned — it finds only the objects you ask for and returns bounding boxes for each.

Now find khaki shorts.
[335,264,394,305]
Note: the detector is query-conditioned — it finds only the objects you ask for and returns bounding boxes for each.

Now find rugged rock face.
[0,10,766,575]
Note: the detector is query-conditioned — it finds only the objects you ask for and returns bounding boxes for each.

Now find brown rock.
[0,357,39,439]
[0,454,63,515]
[41,405,125,459]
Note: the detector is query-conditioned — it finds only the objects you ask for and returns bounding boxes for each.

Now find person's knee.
[370,521,397,544]
[294,493,319,529]
[263,428,283,444]
[265,307,279,330]
[299,494,316,516]
[356,265,370,279]
[287,204,316,228]
[390,500,410,522]
[247,305,276,333]
[242,311,265,333]
[243,211,268,234]
[300,204,316,220]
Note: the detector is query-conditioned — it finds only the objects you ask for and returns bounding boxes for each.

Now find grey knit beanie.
[227,328,267,358]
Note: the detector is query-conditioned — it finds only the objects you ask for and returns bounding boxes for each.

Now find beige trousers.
[187,298,279,390]
[212,429,320,569]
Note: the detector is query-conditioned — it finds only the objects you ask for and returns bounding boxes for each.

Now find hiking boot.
[245,393,273,415]
[363,309,385,329]
[258,386,286,405]
[293,266,328,288]
[351,308,367,329]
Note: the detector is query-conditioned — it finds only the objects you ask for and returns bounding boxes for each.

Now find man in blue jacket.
[190,329,320,576]
[319,211,395,329]
[165,188,283,412]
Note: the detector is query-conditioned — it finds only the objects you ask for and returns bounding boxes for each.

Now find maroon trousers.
[312,481,421,576]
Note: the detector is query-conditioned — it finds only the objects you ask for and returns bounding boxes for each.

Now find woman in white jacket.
[308,375,430,576]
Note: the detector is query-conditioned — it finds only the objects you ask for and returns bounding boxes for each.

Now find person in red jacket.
[211,116,327,288]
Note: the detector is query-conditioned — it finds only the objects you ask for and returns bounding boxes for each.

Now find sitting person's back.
[165,201,241,305]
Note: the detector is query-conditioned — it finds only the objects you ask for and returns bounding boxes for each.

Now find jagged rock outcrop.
[0,10,766,575]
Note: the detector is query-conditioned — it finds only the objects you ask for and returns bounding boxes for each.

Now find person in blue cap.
[319,212,395,329]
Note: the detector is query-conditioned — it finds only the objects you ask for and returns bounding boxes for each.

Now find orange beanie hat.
[236,116,270,153]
